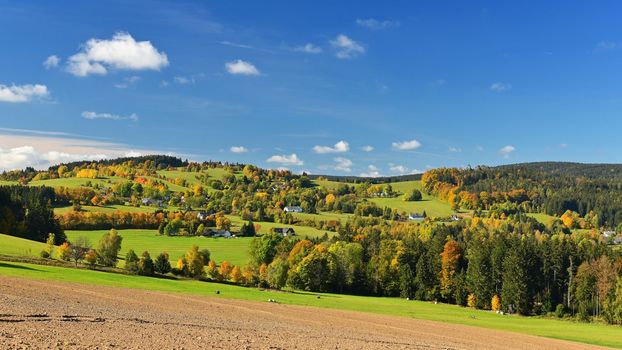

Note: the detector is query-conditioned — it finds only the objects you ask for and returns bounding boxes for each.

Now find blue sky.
[1,0,622,175]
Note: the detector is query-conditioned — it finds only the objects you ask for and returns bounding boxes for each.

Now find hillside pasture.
[0,233,48,258]
[227,215,334,239]
[65,229,251,266]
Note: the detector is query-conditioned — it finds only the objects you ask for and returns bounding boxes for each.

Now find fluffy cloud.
[81,111,138,121]
[312,140,349,154]
[490,82,511,92]
[389,164,409,174]
[230,146,248,153]
[330,34,365,59]
[448,147,462,153]
[333,157,353,172]
[499,145,515,158]
[67,32,169,77]
[294,43,322,54]
[0,130,159,171]
[0,146,109,171]
[361,145,374,152]
[392,139,421,151]
[356,18,399,30]
[0,84,49,103]
[43,55,60,69]
[360,165,382,178]
[267,153,303,166]
[225,59,260,75]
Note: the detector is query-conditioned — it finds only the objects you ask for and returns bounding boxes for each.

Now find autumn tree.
[440,239,462,301]
[185,245,205,278]
[138,251,154,276]
[219,260,232,280]
[57,242,71,261]
[491,295,501,312]
[206,260,219,280]
[230,265,243,283]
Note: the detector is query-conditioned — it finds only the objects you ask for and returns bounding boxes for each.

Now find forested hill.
[308,173,422,184]
[492,162,622,179]
[422,162,622,227]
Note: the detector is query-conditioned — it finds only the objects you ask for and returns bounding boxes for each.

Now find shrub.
[555,304,566,318]
[57,242,71,261]
[125,250,139,273]
[138,251,154,276]
[39,250,50,259]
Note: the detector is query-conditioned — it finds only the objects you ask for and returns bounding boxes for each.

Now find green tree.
[604,277,622,325]
[266,256,289,289]
[501,247,529,314]
[154,252,171,274]
[125,249,139,273]
[403,189,423,201]
[96,229,123,267]
[138,251,154,276]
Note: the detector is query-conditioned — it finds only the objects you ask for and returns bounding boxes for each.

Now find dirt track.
[0,276,611,350]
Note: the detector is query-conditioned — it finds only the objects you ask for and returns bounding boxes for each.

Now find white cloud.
[225,59,260,75]
[43,55,60,69]
[360,165,382,177]
[0,84,49,103]
[81,111,138,122]
[312,140,349,154]
[0,131,162,171]
[174,76,195,85]
[330,34,365,59]
[560,143,568,149]
[114,75,141,88]
[392,139,421,151]
[448,147,462,153]
[499,145,515,158]
[389,164,409,174]
[267,153,303,166]
[294,43,322,54]
[230,146,248,153]
[361,145,374,152]
[333,157,353,172]
[67,32,169,77]
[490,82,511,92]
[356,18,399,30]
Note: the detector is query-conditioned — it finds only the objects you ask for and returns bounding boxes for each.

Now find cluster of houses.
[283,206,303,213]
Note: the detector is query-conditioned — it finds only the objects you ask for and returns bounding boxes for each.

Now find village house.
[284,206,303,213]
[196,211,211,220]
[205,229,233,238]
[272,227,296,237]
[408,213,425,221]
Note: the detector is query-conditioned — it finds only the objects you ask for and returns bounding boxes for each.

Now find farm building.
[284,206,303,213]
[408,213,425,221]
[272,227,296,237]
[197,211,211,220]
[205,229,233,238]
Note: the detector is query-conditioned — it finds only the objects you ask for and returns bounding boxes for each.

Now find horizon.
[2,1,622,175]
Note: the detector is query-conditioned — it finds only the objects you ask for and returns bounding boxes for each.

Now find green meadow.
[0,261,620,349]
[65,229,251,266]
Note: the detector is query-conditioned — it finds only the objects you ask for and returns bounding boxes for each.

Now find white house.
[284,206,303,213]
[207,229,233,238]
[408,213,425,221]
[197,211,210,220]
[603,230,616,238]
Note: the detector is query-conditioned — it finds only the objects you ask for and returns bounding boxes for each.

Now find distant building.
[206,229,233,238]
[450,215,461,221]
[272,227,296,237]
[408,213,425,221]
[284,206,303,213]
[603,230,616,238]
[197,211,211,220]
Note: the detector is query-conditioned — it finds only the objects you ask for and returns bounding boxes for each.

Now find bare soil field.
[0,276,611,350]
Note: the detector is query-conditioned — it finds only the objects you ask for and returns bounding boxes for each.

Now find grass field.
[27,176,125,188]
[227,215,333,238]
[65,229,251,266]
[54,204,160,215]
[0,261,619,349]
[527,213,558,225]
[0,233,48,258]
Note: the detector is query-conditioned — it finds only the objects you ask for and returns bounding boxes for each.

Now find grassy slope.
[0,233,48,257]
[65,229,251,266]
[27,176,124,188]
[0,261,619,349]
[227,215,333,239]
[54,204,159,215]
